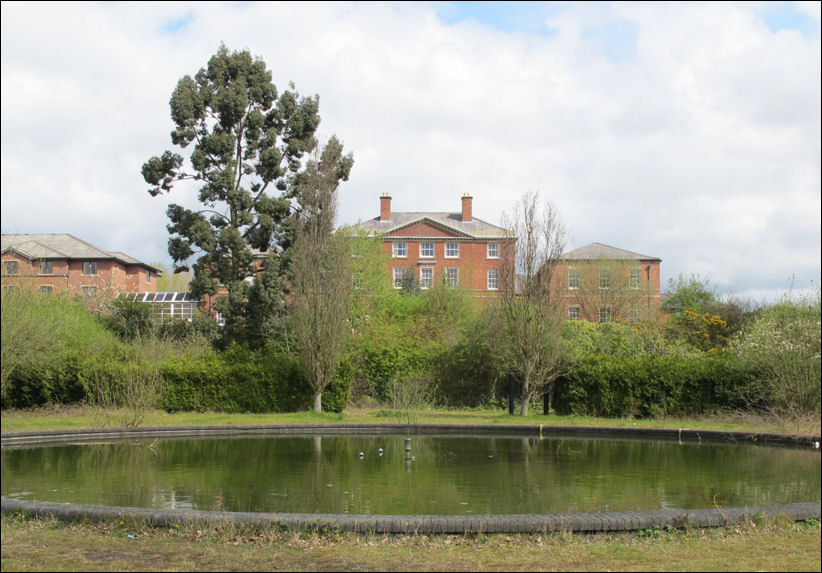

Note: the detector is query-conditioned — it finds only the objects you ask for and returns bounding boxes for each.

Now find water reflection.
[2,434,819,515]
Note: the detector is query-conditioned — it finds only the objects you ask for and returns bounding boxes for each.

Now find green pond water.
[2,433,819,515]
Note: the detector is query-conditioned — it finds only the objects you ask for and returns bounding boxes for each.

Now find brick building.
[356,194,516,297]
[1,234,160,297]
[556,242,662,322]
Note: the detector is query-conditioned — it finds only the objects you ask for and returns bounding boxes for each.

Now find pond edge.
[2,424,820,534]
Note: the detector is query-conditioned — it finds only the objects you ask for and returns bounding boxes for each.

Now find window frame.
[445,267,459,287]
[598,305,611,323]
[39,260,53,275]
[487,268,499,290]
[419,242,435,258]
[392,242,408,258]
[629,268,641,289]
[487,242,500,259]
[392,267,408,288]
[81,285,98,297]
[444,242,460,259]
[82,261,97,275]
[568,306,581,320]
[568,269,580,290]
[419,266,433,289]
[598,268,611,290]
[3,260,19,275]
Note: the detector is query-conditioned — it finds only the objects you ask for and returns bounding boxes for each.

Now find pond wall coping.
[2,424,820,534]
[2,498,820,534]
[3,422,820,446]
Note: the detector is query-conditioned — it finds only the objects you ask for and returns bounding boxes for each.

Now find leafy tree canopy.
[662,273,719,315]
[143,44,349,343]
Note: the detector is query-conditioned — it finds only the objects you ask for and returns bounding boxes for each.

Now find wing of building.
[1,233,161,297]
[557,242,662,322]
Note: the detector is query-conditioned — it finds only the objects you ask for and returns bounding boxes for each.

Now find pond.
[1,431,819,515]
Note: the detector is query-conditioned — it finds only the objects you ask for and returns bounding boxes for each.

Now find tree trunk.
[313,390,323,412]
[520,375,531,416]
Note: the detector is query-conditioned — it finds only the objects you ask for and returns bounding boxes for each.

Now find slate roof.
[562,242,660,262]
[1,234,161,272]
[357,212,514,239]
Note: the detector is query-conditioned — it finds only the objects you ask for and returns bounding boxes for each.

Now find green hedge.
[553,353,759,418]
[160,346,351,414]
[2,350,87,409]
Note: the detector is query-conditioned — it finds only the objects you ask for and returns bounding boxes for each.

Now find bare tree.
[496,191,569,416]
[290,137,354,412]
[568,258,650,323]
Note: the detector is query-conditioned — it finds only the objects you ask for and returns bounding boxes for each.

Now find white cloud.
[1,1,819,302]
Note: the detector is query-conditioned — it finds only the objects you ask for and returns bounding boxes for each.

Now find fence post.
[508,375,515,415]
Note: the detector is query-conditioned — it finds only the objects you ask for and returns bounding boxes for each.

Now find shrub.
[728,290,821,417]
[1,291,116,408]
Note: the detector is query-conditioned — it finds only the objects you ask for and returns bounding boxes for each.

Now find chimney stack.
[461,194,473,222]
[380,193,392,221]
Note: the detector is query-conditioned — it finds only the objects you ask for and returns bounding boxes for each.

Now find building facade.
[356,194,516,298]
[555,242,662,322]
[1,234,160,297]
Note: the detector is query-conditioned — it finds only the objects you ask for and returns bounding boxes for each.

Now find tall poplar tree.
[142,44,344,341]
[291,137,354,412]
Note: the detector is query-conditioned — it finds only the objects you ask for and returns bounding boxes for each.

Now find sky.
[2,1,820,303]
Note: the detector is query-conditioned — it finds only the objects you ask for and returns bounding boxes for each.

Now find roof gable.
[385,217,473,238]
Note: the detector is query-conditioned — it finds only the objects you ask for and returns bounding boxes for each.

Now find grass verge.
[2,405,820,437]
[2,512,820,572]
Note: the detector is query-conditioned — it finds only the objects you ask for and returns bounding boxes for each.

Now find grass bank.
[2,405,820,437]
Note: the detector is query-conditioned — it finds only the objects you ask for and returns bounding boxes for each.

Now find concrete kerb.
[2,424,820,534]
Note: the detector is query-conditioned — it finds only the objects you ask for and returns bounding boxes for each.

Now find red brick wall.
[382,223,513,296]
[1,252,157,297]
[552,259,661,321]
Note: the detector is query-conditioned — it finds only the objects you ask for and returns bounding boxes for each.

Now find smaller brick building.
[556,242,662,322]
[356,194,516,298]
[1,234,160,297]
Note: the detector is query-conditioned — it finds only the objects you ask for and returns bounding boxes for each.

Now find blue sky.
[439,1,819,60]
[2,1,820,302]
[440,1,820,35]
[435,1,562,35]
